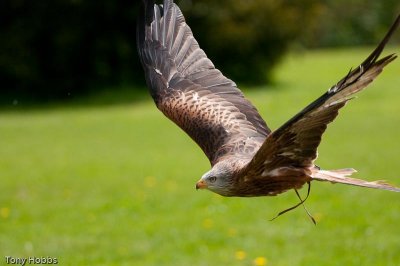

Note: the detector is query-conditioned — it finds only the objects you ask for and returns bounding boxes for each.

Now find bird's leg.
[295,182,316,225]
[270,182,316,224]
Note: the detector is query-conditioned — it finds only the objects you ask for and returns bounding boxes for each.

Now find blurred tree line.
[1,0,399,103]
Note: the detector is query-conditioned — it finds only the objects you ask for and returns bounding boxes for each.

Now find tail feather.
[312,168,400,192]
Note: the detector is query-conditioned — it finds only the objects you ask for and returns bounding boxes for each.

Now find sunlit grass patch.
[1,47,400,265]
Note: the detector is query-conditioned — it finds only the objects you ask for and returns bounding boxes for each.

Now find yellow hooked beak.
[195,180,208,190]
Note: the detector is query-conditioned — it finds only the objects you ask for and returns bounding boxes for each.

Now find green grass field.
[1,48,400,265]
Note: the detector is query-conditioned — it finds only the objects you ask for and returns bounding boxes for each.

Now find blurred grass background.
[1,48,400,265]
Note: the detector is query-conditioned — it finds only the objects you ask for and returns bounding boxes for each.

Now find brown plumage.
[137,0,400,214]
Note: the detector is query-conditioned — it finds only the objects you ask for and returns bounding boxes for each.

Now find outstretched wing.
[137,0,270,165]
[241,15,400,181]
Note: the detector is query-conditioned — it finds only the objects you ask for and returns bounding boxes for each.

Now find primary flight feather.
[137,0,400,207]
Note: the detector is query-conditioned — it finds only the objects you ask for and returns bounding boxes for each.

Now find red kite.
[137,0,400,221]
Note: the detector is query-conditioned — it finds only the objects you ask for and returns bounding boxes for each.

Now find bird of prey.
[137,0,400,218]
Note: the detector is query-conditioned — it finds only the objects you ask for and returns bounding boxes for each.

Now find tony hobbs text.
[5,256,58,265]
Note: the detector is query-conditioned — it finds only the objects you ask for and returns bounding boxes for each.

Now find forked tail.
[312,168,400,192]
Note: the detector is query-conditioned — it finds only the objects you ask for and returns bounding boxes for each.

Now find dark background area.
[1,0,399,104]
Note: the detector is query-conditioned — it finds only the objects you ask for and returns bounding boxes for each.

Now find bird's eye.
[209,176,217,183]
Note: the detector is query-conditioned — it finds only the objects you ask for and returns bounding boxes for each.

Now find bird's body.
[137,0,400,205]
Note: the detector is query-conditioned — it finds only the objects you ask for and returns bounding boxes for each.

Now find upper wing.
[137,0,270,165]
[240,15,400,179]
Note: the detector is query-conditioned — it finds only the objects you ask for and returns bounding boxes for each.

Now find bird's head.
[195,161,235,196]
